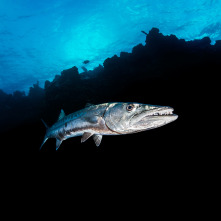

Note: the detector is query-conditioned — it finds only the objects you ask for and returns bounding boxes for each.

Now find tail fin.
[40,119,49,150]
[41,119,49,129]
[40,136,48,150]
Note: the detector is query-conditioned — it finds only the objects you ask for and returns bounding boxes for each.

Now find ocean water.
[0,0,221,94]
[0,1,219,155]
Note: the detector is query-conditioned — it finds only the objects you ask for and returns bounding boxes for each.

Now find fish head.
[104,102,178,134]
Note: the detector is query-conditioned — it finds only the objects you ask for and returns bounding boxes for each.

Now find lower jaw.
[133,115,178,127]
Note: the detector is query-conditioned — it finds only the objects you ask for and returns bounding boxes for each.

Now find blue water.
[0,0,221,94]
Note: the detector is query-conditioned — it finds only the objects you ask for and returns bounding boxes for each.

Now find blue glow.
[0,0,221,93]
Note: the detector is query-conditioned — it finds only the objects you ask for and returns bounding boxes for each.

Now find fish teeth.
[152,110,173,116]
[151,109,173,116]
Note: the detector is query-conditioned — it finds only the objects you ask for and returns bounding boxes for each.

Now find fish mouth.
[131,107,178,129]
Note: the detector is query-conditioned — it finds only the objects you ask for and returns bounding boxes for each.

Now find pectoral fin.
[81,132,94,143]
[93,135,102,147]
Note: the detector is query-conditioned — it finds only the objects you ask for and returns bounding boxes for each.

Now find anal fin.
[93,135,102,147]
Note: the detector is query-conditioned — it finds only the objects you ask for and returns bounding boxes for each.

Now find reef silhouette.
[0,28,218,154]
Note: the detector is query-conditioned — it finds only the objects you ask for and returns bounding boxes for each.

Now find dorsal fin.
[58,109,66,121]
[85,103,93,108]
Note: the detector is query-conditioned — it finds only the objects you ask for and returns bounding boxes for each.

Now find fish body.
[40,102,178,150]
[83,60,90,64]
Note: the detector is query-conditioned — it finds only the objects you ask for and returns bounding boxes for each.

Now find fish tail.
[40,119,49,150]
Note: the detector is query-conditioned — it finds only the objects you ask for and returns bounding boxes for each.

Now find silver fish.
[40,102,178,150]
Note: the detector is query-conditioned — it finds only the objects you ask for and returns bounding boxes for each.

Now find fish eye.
[126,104,134,112]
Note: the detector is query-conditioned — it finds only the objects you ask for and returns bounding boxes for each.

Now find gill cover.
[104,103,135,133]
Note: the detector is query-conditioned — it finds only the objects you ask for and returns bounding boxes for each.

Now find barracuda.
[40,102,178,150]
